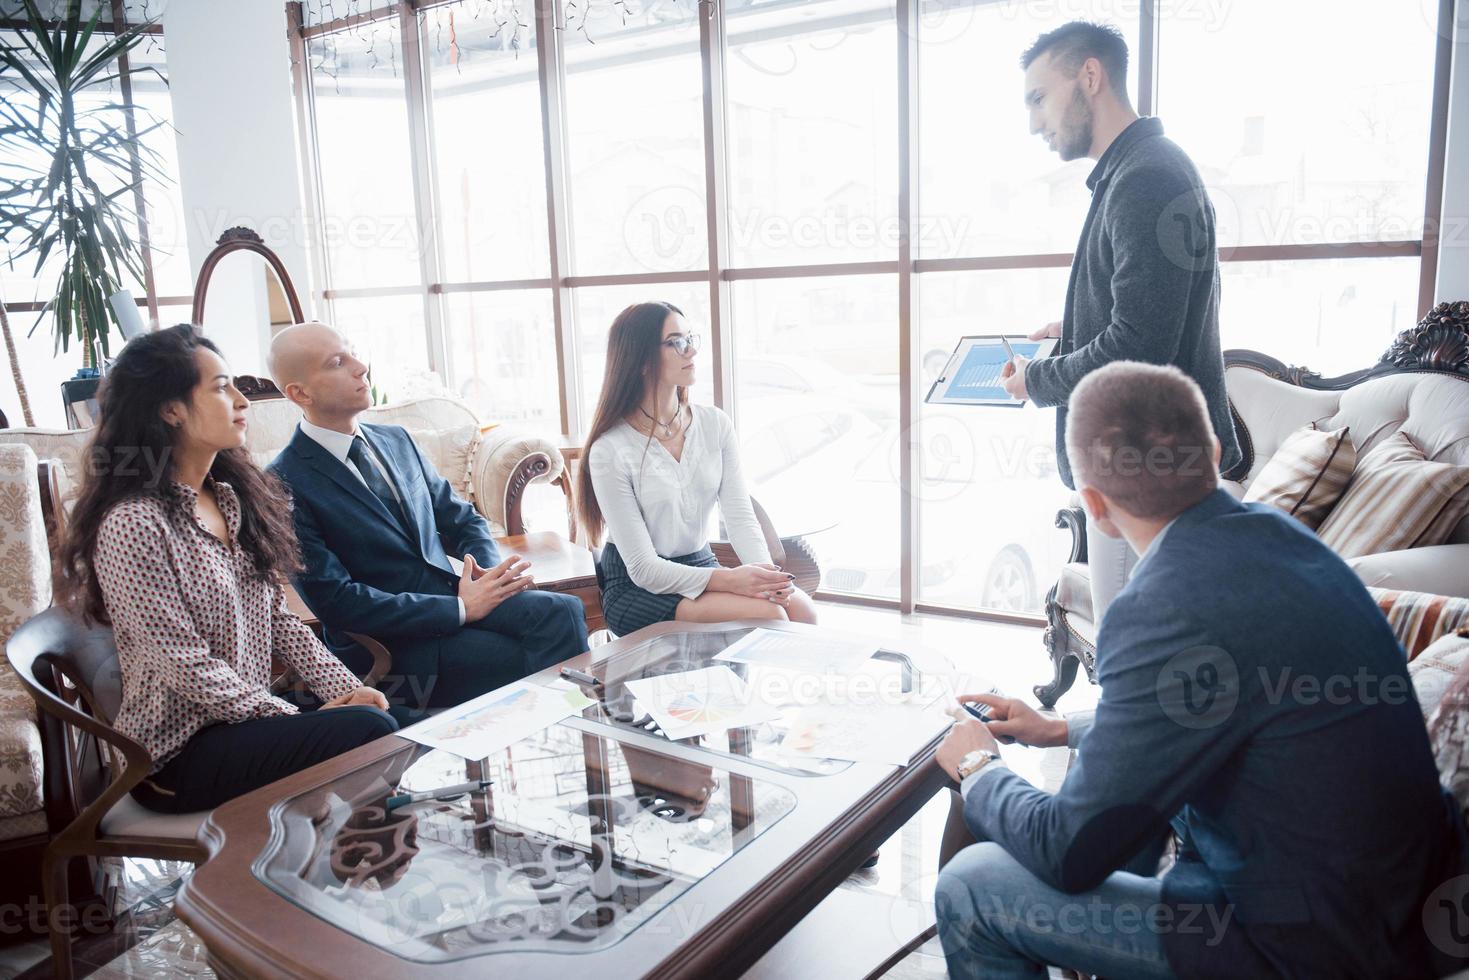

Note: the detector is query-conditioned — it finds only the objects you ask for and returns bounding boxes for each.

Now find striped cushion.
[1370,587,1469,660]
[1242,423,1356,530]
[1317,431,1469,559]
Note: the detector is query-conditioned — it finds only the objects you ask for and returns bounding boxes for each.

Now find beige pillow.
[1317,431,1469,559]
[1243,423,1355,530]
[411,424,482,502]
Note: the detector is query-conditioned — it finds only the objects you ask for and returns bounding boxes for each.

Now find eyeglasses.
[661,332,701,356]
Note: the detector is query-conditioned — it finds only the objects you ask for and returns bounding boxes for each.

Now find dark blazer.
[269,423,501,652]
[963,489,1465,979]
[1025,116,1242,489]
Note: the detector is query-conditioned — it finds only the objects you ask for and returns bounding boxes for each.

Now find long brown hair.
[57,324,304,624]
[576,301,686,547]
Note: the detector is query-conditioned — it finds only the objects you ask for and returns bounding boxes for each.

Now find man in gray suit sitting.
[936,362,1465,979]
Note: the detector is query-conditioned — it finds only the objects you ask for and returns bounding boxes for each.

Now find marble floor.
[0,600,1095,979]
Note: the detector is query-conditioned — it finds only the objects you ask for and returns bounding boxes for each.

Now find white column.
[162,0,314,374]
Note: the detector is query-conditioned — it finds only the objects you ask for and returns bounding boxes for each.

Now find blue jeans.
[935,842,1177,980]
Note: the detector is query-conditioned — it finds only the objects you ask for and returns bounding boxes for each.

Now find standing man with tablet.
[998,21,1241,620]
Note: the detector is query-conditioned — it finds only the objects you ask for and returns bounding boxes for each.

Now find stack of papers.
[713,628,878,671]
[401,682,593,760]
[779,701,951,767]
[624,666,779,741]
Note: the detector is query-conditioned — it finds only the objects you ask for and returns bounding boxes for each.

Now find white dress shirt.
[297,418,405,507]
[297,418,466,625]
[587,404,771,599]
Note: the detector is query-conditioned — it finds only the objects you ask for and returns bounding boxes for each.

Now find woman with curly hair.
[56,325,397,813]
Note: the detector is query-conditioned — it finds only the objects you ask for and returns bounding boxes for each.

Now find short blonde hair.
[1065,361,1218,519]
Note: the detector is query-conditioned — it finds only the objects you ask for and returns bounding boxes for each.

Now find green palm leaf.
[0,0,169,365]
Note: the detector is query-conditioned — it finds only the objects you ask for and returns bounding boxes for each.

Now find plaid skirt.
[596,541,720,636]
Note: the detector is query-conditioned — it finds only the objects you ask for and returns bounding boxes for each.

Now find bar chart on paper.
[925,336,1056,406]
[949,348,1010,397]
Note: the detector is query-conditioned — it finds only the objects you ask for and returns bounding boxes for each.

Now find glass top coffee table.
[176,621,958,979]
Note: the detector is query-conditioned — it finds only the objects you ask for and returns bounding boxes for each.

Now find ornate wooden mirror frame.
[190,226,298,400]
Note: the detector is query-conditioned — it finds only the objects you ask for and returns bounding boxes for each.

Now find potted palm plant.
[0,0,167,425]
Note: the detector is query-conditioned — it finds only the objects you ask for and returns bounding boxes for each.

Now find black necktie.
[347,436,408,531]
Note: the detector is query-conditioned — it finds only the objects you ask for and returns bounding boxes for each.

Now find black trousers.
[132,706,399,813]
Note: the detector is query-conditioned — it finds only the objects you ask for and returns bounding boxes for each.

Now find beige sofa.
[0,394,570,539]
[0,445,54,853]
[1037,313,1469,707]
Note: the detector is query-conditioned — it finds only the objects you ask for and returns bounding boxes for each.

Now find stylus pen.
[559,665,603,688]
[386,779,492,811]
[1000,335,1018,362]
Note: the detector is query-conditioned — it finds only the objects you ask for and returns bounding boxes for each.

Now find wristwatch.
[955,749,999,782]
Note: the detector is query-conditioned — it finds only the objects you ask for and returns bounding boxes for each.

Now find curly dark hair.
[56,324,303,624]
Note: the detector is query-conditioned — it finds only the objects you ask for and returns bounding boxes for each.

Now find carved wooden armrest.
[710,500,822,595]
[270,633,394,694]
[1056,506,1088,564]
[344,632,394,689]
[472,429,567,536]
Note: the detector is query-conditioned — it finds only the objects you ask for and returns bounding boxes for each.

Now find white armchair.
[241,390,570,537]
[1036,307,1469,707]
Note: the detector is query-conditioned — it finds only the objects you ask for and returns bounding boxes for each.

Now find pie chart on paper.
[625,665,780,740]
[664,689,746,729]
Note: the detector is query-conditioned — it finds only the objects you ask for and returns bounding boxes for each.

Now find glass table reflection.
[256,724,796,963]
[249,625,952,966]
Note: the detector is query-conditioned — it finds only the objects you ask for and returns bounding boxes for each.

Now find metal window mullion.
[414,4,456,377]
[536,0,579,437]
[1419,0,1454,315]
[287,2,334,322]
[111,0,159,328]
[700,0,734,417]
[1138,0,1158,116]
[398,1,448,378]
[896,0,919,613]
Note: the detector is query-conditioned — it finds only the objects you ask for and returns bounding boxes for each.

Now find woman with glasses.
[578,301,817,636]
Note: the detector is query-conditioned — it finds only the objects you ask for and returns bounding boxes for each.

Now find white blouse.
[587,404,772,599]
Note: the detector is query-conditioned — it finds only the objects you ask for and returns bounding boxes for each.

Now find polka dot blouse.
[93,480,361,772]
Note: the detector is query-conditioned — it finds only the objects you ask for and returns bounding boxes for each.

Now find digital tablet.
[924,335,1058,407]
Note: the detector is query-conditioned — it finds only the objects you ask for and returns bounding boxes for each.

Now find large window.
[292,0,1450,618]
[563,1,706,275]
[0,21,189,429]
[725,0,898,268]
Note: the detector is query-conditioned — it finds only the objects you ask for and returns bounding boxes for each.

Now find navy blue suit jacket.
[269,423,501,653]
[963,489,1465,978]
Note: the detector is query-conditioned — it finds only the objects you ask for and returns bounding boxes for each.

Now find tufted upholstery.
[1225,368,1469,536]
[0,445,51,839]
[1224,368,1469,595]
[244,396,565,536]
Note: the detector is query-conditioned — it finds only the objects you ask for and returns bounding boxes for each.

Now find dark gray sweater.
[1025,116,1242,490]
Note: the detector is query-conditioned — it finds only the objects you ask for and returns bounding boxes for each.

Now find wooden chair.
[711,496,822,596]
[5,608,209,980]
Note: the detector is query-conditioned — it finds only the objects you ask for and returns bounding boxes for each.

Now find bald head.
[268,321,344,388]
[267,322,372,428]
